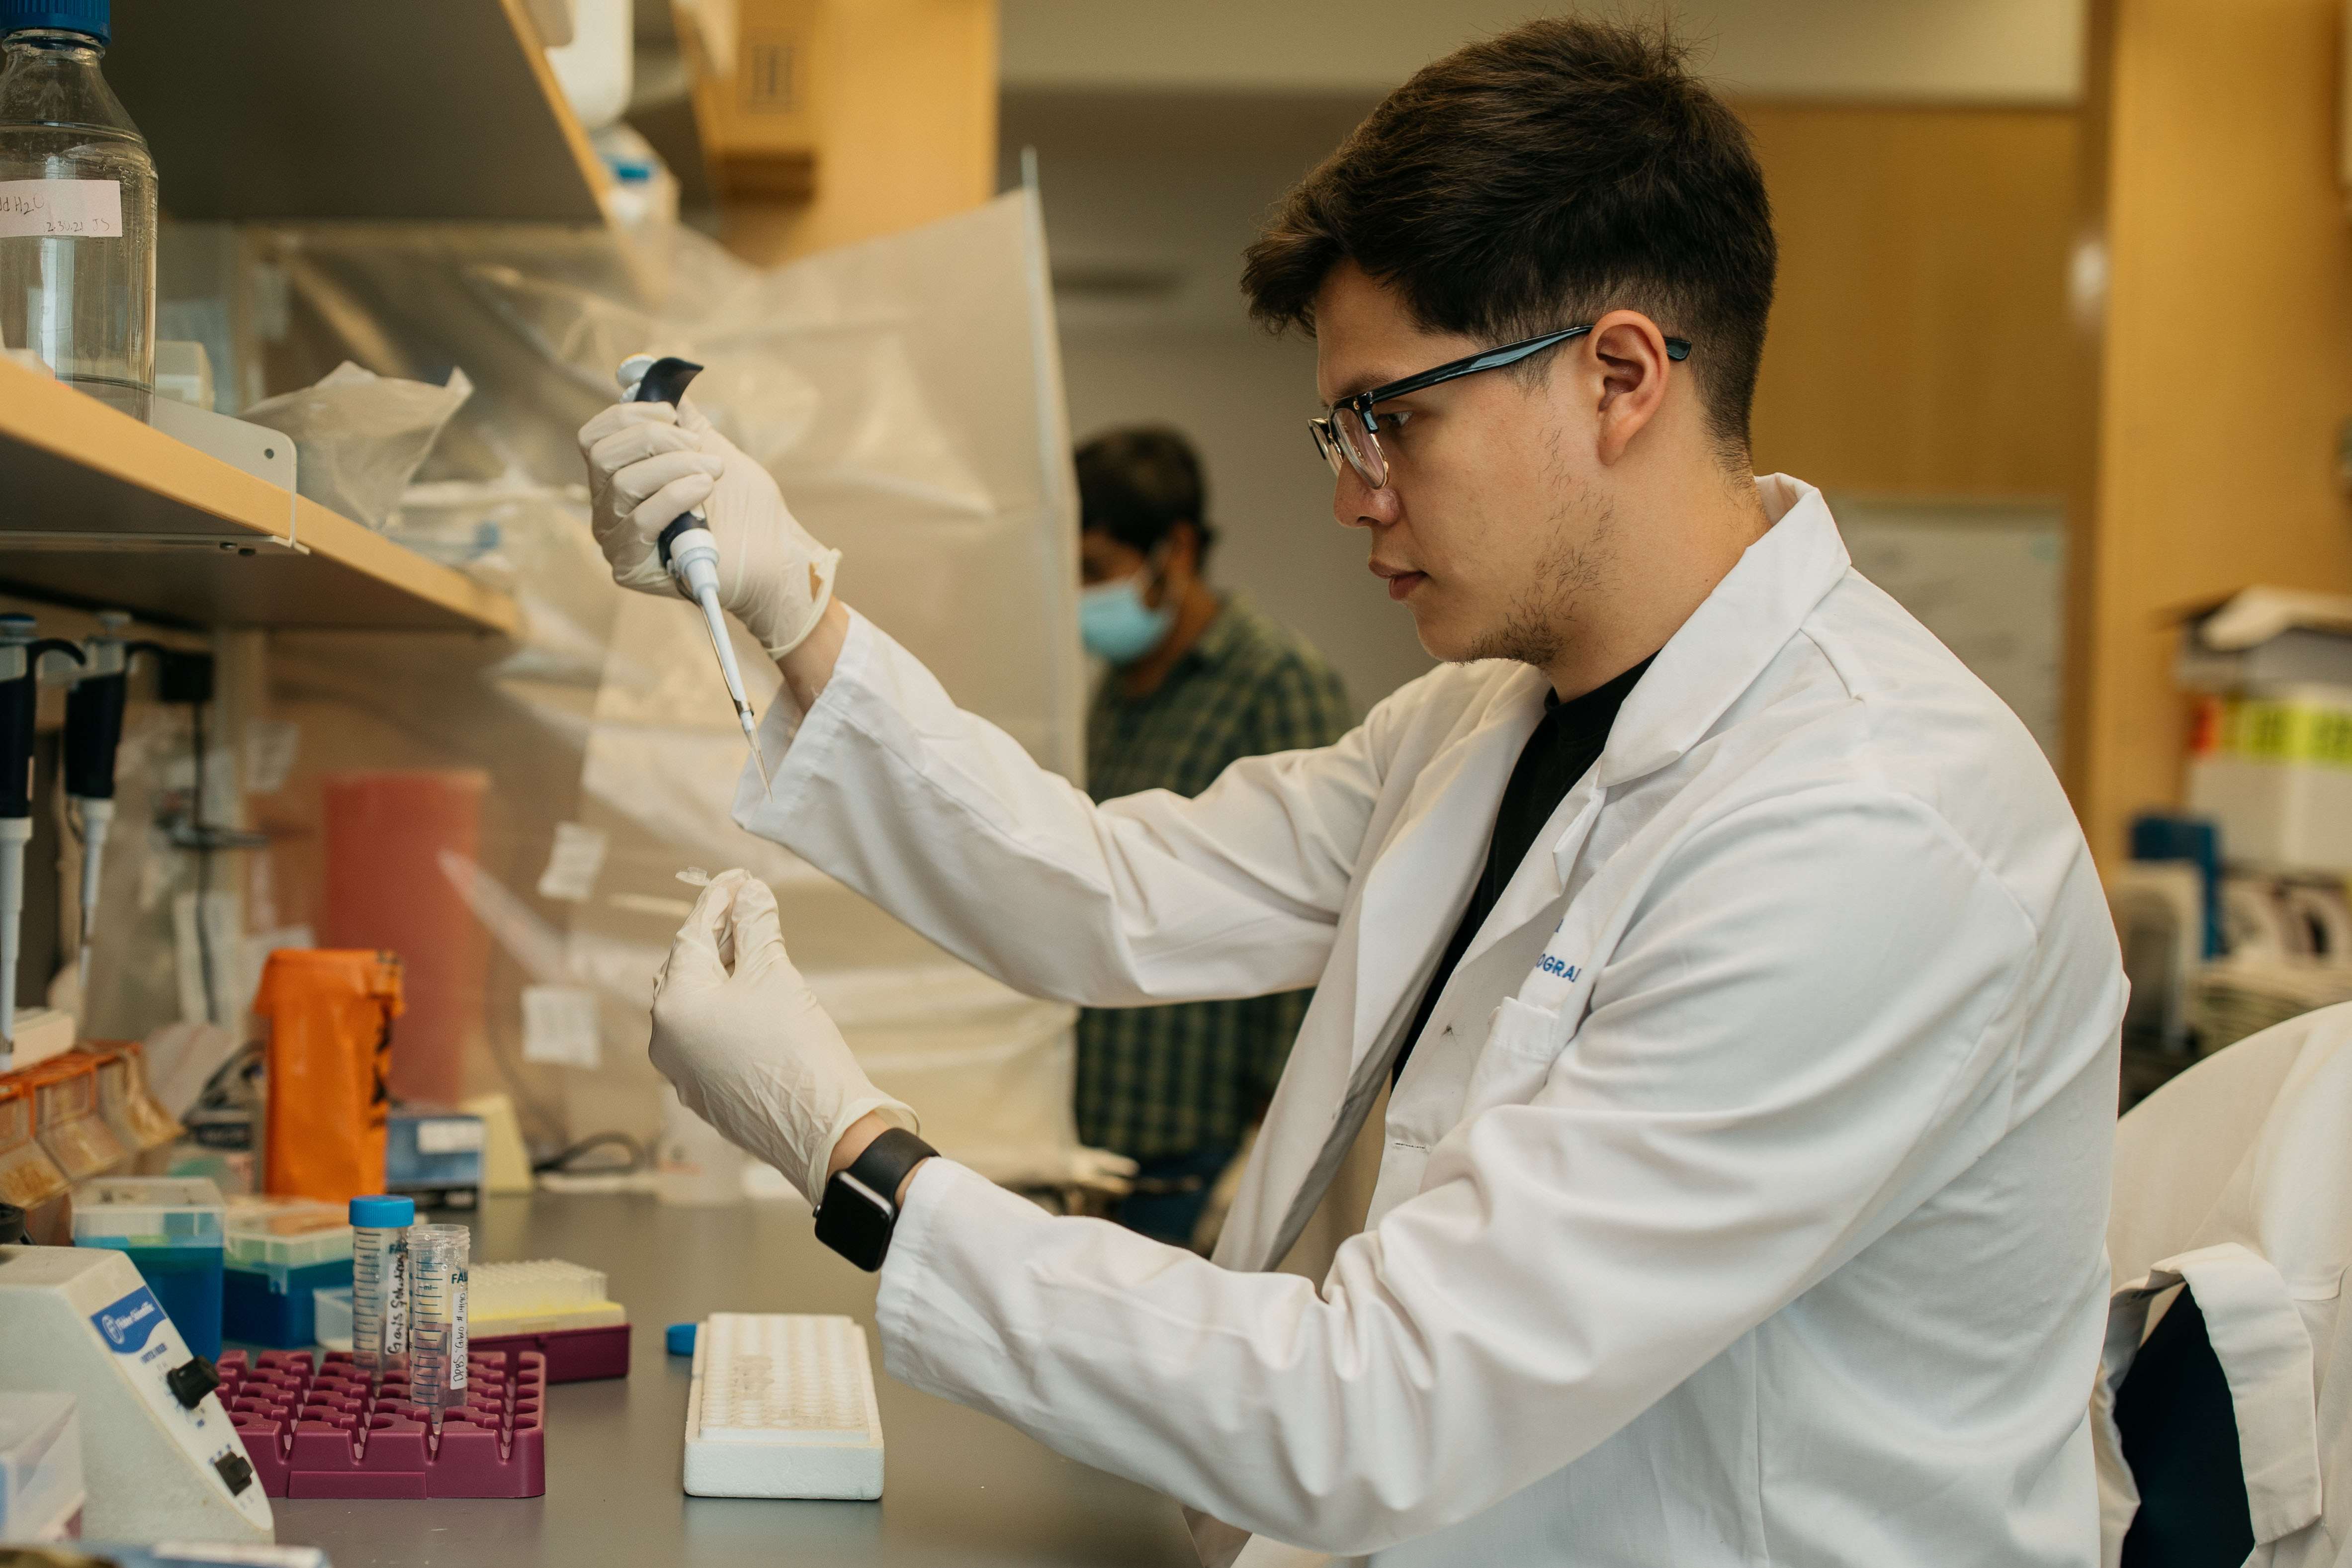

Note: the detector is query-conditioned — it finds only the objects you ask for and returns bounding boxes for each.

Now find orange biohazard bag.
[256,950,405,1204]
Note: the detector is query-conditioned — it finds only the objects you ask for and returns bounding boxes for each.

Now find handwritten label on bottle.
[0,179,122,239]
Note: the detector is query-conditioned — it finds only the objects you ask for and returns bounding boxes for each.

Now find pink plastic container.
[319,771,490,1108]
[217,1347,545,1499]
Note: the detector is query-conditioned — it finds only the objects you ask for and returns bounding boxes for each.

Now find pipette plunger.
[615,354,774,790]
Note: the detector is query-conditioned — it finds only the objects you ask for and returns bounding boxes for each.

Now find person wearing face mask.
[577,18,2124,1565]
[1070,427,1351,1247]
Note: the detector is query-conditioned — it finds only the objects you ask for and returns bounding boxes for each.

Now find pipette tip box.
[223,1198,354,1348]
[71,1176,226,1360]
[465,1259,631,1383]
[684,1313,884,1499]
[216,1348,546,1498]
[313,1290,631,1383]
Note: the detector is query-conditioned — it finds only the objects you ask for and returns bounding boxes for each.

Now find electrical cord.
[531,1130,647,1175]
[189,700,218,1025]
[191,1038,263,1112]
[182,1037,265,1151]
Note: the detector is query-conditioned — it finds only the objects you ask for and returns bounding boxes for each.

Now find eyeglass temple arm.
[1462,325,1593,377]
[1350,325,1692,419]
[1357,328,1591,411]
[1461,326,1692,374]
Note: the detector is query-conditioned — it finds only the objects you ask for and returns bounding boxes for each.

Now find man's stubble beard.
[1457,467,1617,671]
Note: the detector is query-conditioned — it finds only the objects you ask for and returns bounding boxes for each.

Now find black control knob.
[167,1356,221,1409]
[214,1450,255,1495]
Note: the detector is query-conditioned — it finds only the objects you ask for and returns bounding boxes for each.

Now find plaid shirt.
[1078,596,1353,1158]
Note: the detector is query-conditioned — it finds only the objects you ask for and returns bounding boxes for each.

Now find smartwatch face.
[816,1177,895,1270]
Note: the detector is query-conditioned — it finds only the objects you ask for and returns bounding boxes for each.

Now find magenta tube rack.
[216,1348,546,1498]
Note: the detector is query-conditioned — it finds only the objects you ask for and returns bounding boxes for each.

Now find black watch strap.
[814,1127,938,1271]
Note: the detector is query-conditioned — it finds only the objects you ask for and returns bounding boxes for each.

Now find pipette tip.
[740,711,774,792]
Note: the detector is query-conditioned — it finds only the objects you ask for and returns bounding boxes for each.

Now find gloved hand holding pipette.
[576,379,841,661]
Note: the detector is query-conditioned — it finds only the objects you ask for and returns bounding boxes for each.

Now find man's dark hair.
[1241,18,1776,458]
[1075,426,1217,566]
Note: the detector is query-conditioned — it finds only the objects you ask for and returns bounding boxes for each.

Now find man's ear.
[1588,310,1676,466]
[1165,521,1204,580]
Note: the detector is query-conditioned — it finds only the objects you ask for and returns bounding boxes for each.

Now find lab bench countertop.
[269,1191,1200,1568]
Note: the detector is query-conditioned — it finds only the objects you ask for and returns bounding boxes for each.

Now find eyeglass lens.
[1310,409,1386,488]
[1337,408,1386,487]
[1310,410,1391,488]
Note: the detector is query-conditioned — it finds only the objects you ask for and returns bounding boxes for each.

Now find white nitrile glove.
[1067,1146,1142,1198]
[576,396,843,657]
[650,869,916,1204]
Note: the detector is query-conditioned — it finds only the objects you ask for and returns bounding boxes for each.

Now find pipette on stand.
[64,611,147,998]
[0,615,86,1070]
[615,354,772,790]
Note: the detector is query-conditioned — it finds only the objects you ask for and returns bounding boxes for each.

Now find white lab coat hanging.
[2094,1002,2352,1568]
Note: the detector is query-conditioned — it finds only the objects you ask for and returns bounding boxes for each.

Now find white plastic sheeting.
[242,360,474,529]
[557,196,1086,1165]
[254,195,1089,1175]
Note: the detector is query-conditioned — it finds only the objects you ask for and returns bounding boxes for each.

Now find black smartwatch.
[814,1127,938,1271]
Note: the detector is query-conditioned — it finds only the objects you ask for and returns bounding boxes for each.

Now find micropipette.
[0,615,85,1069]
[63,611,154,997]
[615,354,772,791]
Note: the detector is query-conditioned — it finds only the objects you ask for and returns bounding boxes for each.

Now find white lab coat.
[734,475,2126,1567]
[2094,1004,2352,1568]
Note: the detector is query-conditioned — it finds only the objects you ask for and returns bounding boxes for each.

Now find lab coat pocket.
[1458,996,1569,1123]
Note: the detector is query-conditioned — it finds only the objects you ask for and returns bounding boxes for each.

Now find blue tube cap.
[0,0,109,42]
[348,1195,416,1227]
[665,1322,697,1356]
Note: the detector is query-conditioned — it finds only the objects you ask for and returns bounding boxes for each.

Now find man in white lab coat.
[578,17,2126,1567]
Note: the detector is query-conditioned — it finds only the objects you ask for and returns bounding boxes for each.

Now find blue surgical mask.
[1079,572,1176,665]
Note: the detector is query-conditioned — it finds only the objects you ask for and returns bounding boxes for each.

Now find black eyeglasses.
[1308,324,1693,489]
